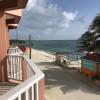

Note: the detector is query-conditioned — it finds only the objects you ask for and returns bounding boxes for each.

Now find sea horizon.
[10,40,79,53]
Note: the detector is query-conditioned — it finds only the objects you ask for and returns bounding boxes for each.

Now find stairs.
[0,82,17,95]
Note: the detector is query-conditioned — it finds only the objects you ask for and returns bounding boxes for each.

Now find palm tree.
[78,31,98,52]
[89,14,100,52]
[78,14,100,52]
[89,14,100,34]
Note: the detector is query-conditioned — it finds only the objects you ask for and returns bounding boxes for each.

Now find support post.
[22,58,27,81]
[29,35,31,59]
[16,27,18,45]
[0,11,8,82]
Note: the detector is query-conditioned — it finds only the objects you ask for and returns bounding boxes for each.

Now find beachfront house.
[81,54,100,78]
[0,1,44,100]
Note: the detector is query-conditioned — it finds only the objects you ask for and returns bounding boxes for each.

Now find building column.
[0,11,8,82]
[6,25,10,50]
[38,78,45,100]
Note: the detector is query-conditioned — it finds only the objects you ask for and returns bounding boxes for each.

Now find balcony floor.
[0,82,18,95]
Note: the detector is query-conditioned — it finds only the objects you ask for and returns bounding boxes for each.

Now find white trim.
[36,82,39,100]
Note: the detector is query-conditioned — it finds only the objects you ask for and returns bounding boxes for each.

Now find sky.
[10,0,100,40]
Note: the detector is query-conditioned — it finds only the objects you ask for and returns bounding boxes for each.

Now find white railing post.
[13,57,16,79]
[25,90,29,100]
[7,56,10,77]
[31,85,34,100]
[35,82,39,100]
[18,95,21,100]
[11,56,13,78]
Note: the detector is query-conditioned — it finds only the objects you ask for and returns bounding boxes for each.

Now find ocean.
[31,40,78,53]
[25,40,82,60]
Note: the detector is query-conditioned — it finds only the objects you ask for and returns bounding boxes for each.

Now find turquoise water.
[31,40,79,53]
[25,40,82,60]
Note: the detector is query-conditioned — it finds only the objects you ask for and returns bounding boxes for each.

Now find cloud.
[23,0,78,28]
[26,0,38,10]
[78,15,86,23]
[10,0,78,40]
[63,11,78,21]
[57,11,78,28]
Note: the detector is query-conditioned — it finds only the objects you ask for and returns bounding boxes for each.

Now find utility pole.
[29,35,31,59]
[16,27,18,45]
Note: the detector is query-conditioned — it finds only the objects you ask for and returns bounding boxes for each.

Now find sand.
[31,49,100,100]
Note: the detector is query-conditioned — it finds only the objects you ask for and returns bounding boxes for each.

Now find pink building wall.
[38,78,45,100]
[0,11,8,82]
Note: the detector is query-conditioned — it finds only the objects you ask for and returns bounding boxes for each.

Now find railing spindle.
[14,57,16,79]
[18,95,21,100]
[35,82,39,100]
[7,56,9,77]
[31,85,34,100]
[17,56,19,79]
[19,57,22,80]
[10,57,13,78]
[25,90,29,100]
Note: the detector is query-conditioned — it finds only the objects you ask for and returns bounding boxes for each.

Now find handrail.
[23,56,43,74]
[8,47,18,49]
[7,54,22,57]
[0,55,44,100]
[7,52,23,55]
[8,46,23,55]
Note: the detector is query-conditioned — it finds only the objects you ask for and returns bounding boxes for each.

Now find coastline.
[30,48,100,100]
[31,48,81,69]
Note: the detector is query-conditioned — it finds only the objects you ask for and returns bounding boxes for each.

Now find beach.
[31,49,100,100]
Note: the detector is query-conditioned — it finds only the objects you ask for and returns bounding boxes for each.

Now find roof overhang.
[0,0,28,10]
[81,53,100,63]
[5,9,22,24]
[5,9,22,16]
[8,24,18,29]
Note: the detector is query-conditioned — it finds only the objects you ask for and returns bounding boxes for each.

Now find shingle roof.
[17,45,26,52]
[81,53,100,62]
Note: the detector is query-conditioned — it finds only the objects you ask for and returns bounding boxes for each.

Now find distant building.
[81,53,100,78]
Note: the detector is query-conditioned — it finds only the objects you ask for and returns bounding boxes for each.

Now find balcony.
[0,47,45,100]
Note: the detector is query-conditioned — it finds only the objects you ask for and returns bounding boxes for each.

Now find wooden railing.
[0,54,45,100]
[7,55,23,80]
[8,47,23,55]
